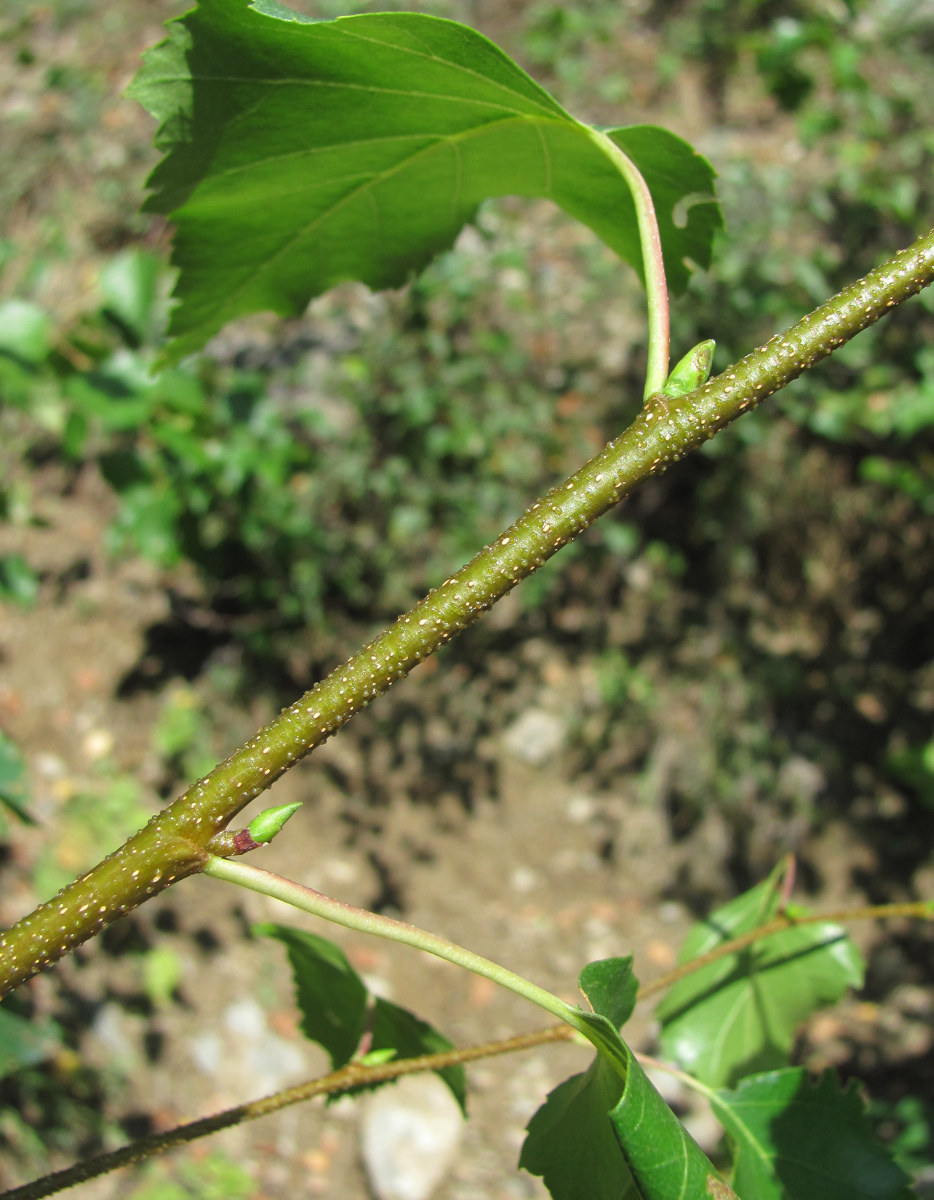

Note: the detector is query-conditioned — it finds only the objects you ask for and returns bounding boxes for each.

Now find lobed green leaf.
[711,1068,914,1200]
[656,876,864,1087]
[259,923,465,1107]
[129,0,721,362]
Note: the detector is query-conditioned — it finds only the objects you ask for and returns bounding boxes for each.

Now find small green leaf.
[141,945,184,1008]
[259,924,368,1068]
[656,877,864,1087]
[520,1056,636,1200]
[579,956,638,1030]
[0,554,40,610]
[99,248,163,346]
[129,0,721,362]
[711,1068,914,1200]
[0,299,52,363]
[370,997,466,1113]
[357,1047,397,1067]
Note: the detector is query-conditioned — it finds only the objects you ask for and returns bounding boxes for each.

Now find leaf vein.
[195,115,570,318]
[148,71,542,118]
[331,23,563,119]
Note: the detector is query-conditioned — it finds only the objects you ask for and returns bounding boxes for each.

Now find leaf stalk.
[588,128,670,396]
[202,856,585,1029]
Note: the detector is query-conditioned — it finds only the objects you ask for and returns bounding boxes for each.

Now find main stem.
[2,228,933,998]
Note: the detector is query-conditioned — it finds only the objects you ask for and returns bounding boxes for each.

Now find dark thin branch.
[0,1027,571,1200]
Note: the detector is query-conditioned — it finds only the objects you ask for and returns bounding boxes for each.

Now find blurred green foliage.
[0,238,596,655]
[127,1152,255,1200]
[662,1,934,512]
[0,731,33,830]
[0,554,40,607]
[886,739,934,810]
[152,685,218,784]
[31,767,149,902]
[870,1093,934,1179]
[0,1003,61,1081]
[520,0,630,105]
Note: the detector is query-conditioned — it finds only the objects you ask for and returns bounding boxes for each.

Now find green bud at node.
[247,802,302,845]
[662,338,716,399]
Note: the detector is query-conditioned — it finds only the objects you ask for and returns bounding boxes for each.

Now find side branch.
[0,1029,569,1200]
[2,228,932,998]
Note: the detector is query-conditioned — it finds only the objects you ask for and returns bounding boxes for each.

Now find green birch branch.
[2,227,932,998]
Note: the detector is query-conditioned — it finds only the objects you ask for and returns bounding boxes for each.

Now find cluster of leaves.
[261,868,911,1198]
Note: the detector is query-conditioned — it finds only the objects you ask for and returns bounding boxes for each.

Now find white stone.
[360,1073,464,1200]
[565,793,596,823]
[509,866,539,895]
[501,709,565,766]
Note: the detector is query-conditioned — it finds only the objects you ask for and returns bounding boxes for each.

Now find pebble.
[565,793,597,823]
[81,728,114,760]
[187,998,308,1094]
[501,709,565,766]
[360,1074,464,1200]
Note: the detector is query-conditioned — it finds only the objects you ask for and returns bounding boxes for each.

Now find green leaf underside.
[129,0,721,361]
[522,1003,728,1200]
[369,997,466,1112]
[580,955,639,1030]
[611,1052,737,1200]
[260,924,368,1068]
[258,924,465,1108]
[520,1057,637,1200]
[656,878,864,1088]
[712,1068,914,1200]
